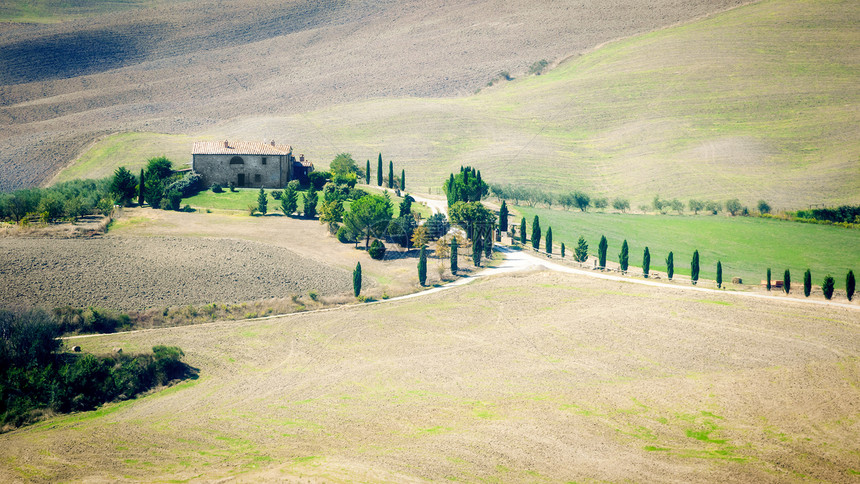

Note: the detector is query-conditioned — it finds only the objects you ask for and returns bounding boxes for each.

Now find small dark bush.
[228,182,236,192]
[336,225,355,243]
[211,183,223,193]
[164,173,203,198]
[368,239,386,260]
[822,275,835,300]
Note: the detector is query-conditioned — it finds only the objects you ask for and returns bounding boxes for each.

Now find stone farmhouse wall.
[192,153,290,188]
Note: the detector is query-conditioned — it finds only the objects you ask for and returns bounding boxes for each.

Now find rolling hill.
[1,0,748,191]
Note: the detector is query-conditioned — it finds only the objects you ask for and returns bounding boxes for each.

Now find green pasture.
[515,205,860,289]
[0,0,168,22]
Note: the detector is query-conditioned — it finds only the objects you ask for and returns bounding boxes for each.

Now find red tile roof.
[192,140,292,156]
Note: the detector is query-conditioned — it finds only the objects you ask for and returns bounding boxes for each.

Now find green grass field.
[515,205,860,289]
[0,0,169,22]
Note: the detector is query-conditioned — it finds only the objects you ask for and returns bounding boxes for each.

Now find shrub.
[758,200,771,214]
[803,269,812,297]
[368,239,386,260]
[228,181,236,192]
[691,250,700,285]
[822,275,835,300]
[425,213,450,240]
[160,198,172,210]
[847,270,855,301]
[309,171,331,190]
[212,183,223,193]
[528,59,549,75]
[164,173,203,198]
[666,251,674,280]
[784,269,791,294]
[166,190,182,211]
[337,225,355,243]
[303,186,318,219]
[272,190,282,200]
[257,188,268,215]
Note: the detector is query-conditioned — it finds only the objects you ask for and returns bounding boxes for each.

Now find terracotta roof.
[192,140,292,156]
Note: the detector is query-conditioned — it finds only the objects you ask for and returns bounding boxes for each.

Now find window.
[229,156,244,165]
[261,157,267,165]
[254,174,261,183]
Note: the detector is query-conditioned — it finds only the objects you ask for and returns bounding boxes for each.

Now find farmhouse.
[191,140,313,188]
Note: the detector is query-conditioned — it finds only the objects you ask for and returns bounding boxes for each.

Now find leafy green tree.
[368,239,386,260]
[546,227,553,255]
[573,191,590,211]
[353,262,362,297]
[561,242,565,258]
[472,236,482,267]
[520,217,527,245]
[418,246,427,286]
[443,166,489,205]
[303,186,318,219]
[598,235,607,268]
[726,198,742,216]
[666,251,674,280]
[619,240,629,273]
[281,184,298,215]
[329,153,362,177]
[138,169,145,205]
[593,197,608,210]
[643,247,650,278]
[717,261,723,288]
[574,236,588,262]
[377,154,383,186]
[803,269,812,297]
[449,201,494,241]
[401,169,406,191]
[784,269,791,294]
[847,270,855,301]
[689,199,704,215]
[757,200,771,214]
[388,160,394,189]
[399,194,414,217]
[498,200,508,232]
[143,156,173,207]
[531,215,541,250]
[257,188,268,214]
[612,197,630,213]
[450,237,459,274]
[343,194,393,249]
[319,199,344,224]
[365,160,371,184]
[691,250,700,285]
[822,275,834,300]
[767,268,771,291]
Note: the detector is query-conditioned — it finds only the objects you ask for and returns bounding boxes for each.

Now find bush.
[337,225,356,243]
[211,183,223,193]
[528,59,549,75]
[159,198,172,210]
[308,171,331,190]
[164,173,203,198]
[228,182,236,192]
[52,307,130,334]
[368,239,386,260]
[425,213,450,240]
[822,275,835,300]
[166,190,182,211]
[758,200,771,214]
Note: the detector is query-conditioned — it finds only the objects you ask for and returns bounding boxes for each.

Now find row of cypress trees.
[365,153,405,190]
[764,268,855,301]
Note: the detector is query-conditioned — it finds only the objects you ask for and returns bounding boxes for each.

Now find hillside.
[0,0,747,191]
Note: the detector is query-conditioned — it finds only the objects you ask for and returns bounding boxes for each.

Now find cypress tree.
[598,235,608,269]
[365,160,371,184]
[546,227,553,255]
[418,246,427,286]
[847,270,855,301]
[642,247,650,278]
[574,236,588,262]
[619,240,629,273]
[353,262,362,297]
[520,217,527,245]
[377,154,383,186]
[666,251,674,280]
[803,269,812,297]
[717,261,723,289]
[531,215,541,250]
[484,231,492,258]
[561,243,565,258]
[401,168,405,191]
[138,168,145,205]
[767,268,771,291]
[691,250,699,285]
[257,188,268,214]
[450,237,459,274]
[784,269,791,294]
[388,160,394,189]
[499,201,508,232]
[472,237,482,267]
[822,275,834,300]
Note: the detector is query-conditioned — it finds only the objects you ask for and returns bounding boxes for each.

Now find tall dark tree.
[498,201,508,232]
[619,240,629,273]
[561,243,565,258]
[642,247,650,278]
[598,235,608,269]
[803,269,812,297]
[520,217,527,245]
[388,160,394,189]
[303,186,318,219]
[574,236,588,262]
[822,275,834,300]
[531,215,541,250]
[847,270,855,301]
[546,227,553,255]
[450,237,459,274]
[418,246,427,286]
[353,262,362,297]
[767,268,772,291]
[666,251,674,280]
[484,231,493,258]
[257,188,268,214]
[691,250,700,285]
[716,261,723,289]
[138,169,145,205]
[472,236,482,267]
[110,167,138,206]
[784,269,791,294]
[401,169,406,191]
[365,160,371,184]
[377,154,383,186]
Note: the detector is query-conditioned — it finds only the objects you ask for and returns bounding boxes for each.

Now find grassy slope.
[0,0,169,23]
[59,0,859,208]
[515,205,860,288]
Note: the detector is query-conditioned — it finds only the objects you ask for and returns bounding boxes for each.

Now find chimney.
[270,140,276,146]
[223,140,228,148]
[300,154,305,162]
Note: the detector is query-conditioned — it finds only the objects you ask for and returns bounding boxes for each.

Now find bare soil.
[0,0,746,191]
[0,270,857,482]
